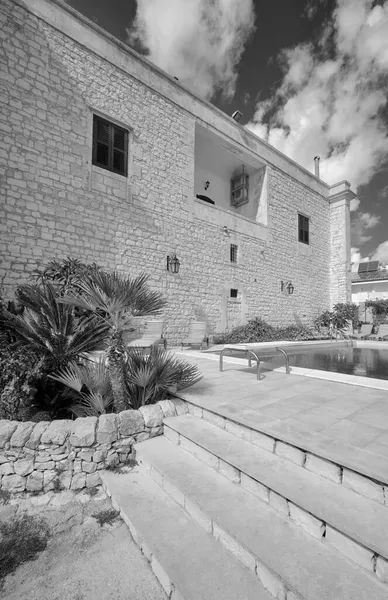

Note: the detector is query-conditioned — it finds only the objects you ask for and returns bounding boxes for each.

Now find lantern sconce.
[167,254,180,274]
[281,280,294,295]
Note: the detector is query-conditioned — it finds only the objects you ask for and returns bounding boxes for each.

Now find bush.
[0,514,50,581]
[50,346,203,415]
[213,317,317,344]
[124,345,203,410]
[31,256,102,297]
[0,345,44,421]
[315,303,358,332]
[365,299,388,318]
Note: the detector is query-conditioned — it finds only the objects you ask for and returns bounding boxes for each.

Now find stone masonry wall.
[330,199,352,306]
[0,0,345,342]
[0,399,187,495]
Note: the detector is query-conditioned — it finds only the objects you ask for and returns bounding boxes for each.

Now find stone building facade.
[0,0,354,343]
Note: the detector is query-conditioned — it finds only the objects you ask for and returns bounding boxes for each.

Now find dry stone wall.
[0,399,187,495]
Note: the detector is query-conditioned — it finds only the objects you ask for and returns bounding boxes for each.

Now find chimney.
[314,156,320,179]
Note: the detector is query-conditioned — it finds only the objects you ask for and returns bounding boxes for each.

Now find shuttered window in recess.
[92,115,128,176]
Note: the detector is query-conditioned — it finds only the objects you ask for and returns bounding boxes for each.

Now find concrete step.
[181,398,388,488]
[101,468,274,600]
[185,401,388,502]
[164,414,388,565]
[136,435,388,600]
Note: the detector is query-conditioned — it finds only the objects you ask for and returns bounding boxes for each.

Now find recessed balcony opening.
[194,123,267,226]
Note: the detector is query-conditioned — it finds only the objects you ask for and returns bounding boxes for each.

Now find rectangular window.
[230,288,238,298]
[230,244,238,263]
[298,213,309,244]
[92,115,128,176]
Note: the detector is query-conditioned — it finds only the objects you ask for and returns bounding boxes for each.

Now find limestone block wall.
[0,0,349,340]
[329,197,352,306]
[0,400,187,494]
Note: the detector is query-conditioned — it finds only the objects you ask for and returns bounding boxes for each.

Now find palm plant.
[50,359,113,417]
[0,283,110,372]
[124,345,203,410]
[60,271,167,412]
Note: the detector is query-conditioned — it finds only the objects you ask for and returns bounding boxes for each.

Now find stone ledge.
[162,414,388,581]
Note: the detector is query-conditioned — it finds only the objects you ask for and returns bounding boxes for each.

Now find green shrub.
[0,344,44,421]
[213,317,317,344]
[50,346,202,415]
[0,514,50,581]
[31,256,102,297]
[365,299,388,318]
[124,345,203,410]
[315,303,358,331]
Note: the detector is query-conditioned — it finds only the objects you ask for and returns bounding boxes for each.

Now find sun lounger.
[127,320,166,349]
[353,323,374,339]
[181,321,208,349]
[377,324,388,340]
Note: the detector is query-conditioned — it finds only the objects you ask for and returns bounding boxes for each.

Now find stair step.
[191,401,388,486]
[164,414,388,561]
[101,468,274,600]
[136,435,387,600]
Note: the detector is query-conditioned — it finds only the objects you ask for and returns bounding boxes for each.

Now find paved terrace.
[174,350,388,484]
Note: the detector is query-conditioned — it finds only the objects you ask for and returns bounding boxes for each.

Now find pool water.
[287,346,388,380]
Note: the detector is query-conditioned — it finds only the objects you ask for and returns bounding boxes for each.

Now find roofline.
[352,279,388,285]
[20,0,333,195]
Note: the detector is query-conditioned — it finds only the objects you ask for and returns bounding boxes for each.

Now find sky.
[66,0,388,265]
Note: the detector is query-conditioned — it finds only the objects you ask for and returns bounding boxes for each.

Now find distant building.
[0,0,355,342]
[351,261,388,304]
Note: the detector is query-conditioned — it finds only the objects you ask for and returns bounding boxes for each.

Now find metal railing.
[219,346,290,381]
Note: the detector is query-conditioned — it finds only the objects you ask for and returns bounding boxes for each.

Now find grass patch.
[92,509,120,527]
[0,514,50,581]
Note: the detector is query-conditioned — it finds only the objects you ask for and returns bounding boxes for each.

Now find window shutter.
[92,115,128,176]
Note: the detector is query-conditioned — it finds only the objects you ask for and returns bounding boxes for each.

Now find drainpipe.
[314,156,320,179]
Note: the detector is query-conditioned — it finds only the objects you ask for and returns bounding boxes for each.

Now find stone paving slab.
[164,414,388,559]
[174,351,388,482]
[136,436,388,600]
[102,469,274,600]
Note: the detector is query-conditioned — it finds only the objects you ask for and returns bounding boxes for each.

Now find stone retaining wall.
[0,399,187,494]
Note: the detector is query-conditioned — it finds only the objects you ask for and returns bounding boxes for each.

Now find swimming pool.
[287,345,388,380]
[211,341,388,381]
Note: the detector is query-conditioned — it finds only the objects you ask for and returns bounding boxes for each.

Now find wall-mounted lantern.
[281,280,294,295]
[167,254,180,274]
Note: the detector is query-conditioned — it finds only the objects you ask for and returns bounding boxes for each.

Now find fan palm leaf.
[60,270,167,412]
[0,283,110,370]
[125,346,202,409]
[50,360,113,417]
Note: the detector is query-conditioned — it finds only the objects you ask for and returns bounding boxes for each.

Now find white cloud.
[127,0,255,100]
[351,211,380,246]
[247,0,388,188]
[372,240,388,263]
[350,197,360,211]
[351,247,369,263]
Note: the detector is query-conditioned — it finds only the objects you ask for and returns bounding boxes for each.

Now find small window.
[92,115,128,176]
[230,244,238,263]
[298,213,309,244]
[230,288,238,298]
